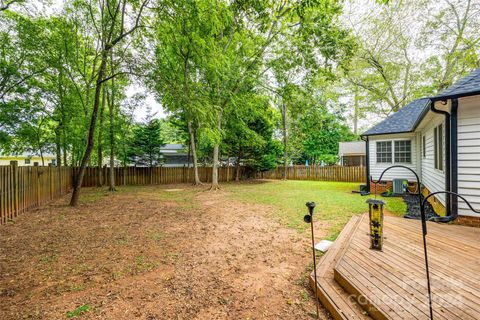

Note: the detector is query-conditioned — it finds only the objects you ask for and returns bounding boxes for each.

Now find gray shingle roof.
[362,98,430,136]
[432,68,480,100]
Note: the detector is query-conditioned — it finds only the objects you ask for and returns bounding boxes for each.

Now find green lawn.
[224,180,406,240]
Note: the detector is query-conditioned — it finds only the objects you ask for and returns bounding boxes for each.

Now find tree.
[127,113,165,167]
[420,0,480,90]
[69,0,149,206]
[290,101,356,166]
[0,0,23,11]
[151,0,209,185]
[222,92,279,180]
[343,0,480,131]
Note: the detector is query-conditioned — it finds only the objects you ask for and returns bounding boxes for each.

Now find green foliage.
[66,304,91,318]
[223,93,281,171]
[127,112,165,167]
[1,0,478,196]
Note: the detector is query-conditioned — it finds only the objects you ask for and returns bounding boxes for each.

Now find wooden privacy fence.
[0,163,72,225]
[254,165,366,183]
[78,165,243,187]
[0,163,245,225]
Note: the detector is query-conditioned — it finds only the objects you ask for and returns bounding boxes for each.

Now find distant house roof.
[0,152,56,158]
[431,68,480,100]
[362,98,430,136]
[162,144,184,150]
[160,144,187,155]
[338,141,365,156]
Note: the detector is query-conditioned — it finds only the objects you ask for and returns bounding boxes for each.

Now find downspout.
[429,100,451,217]
[449,98,458,218]
[361,135,370,192]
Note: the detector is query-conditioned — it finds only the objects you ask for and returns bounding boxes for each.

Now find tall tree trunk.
[187,120,202,185]
[187,142,191,168]
[235,150,242,182]
[108,68,116,191]
[70,50,108,206]
[97,87,106,187]
[211,111,222,190]
[281,101,288,180]
[55,127,62,167]
[353,88,359,135]
[40,148,45,166]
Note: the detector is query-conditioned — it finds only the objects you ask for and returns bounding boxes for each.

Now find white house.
[362,68,480,222]
[0,152,56,166]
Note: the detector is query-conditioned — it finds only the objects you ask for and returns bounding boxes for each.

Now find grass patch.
[224,180,406,239]
[66,305,91,318]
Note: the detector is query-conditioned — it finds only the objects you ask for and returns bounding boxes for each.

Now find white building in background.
[338,141,366,166]
[0,152,56,166]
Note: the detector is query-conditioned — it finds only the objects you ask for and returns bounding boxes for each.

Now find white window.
[394,140,411,163]
[376,141,392,163]
[434,124,443,171]
[376,140,412,164]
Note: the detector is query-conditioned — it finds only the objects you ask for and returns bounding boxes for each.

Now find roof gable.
[362,98,430,136]
[432,68,480,100]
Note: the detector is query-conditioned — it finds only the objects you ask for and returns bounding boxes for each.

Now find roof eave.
[360,129,415,138]
[430,90,480,102]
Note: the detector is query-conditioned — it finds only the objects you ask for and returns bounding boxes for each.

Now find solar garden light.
[366,199,385,251]
[304,201,319,319]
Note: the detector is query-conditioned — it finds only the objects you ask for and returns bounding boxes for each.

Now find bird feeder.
[366,199,385,251]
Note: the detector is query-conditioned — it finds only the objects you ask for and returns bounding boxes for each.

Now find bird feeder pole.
[304,201,319,319]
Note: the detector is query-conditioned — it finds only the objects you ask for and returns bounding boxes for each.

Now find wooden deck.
[311,214,480,320]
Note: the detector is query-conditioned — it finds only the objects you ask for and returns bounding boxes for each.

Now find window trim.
[394,140,412,164]
[376,141,393,164]
[375,139,412,165]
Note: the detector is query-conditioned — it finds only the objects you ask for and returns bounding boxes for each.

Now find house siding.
[368,133,418,183]
[420,114,446,206]
[457,95,480,217]
[0,157,56,166]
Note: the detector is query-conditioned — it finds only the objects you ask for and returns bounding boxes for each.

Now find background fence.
[1,163,365,225]
[0,163,245,225]
[254,165,366,183]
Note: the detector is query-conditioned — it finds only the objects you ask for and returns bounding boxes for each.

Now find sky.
[125,84,166,121]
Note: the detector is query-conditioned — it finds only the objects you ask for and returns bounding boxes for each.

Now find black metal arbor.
[371,165,480,320]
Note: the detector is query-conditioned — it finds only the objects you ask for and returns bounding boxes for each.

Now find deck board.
[309,215,372,320]
[333,215,480,320]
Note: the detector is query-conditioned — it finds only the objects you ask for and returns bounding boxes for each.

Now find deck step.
[310,215,372,320]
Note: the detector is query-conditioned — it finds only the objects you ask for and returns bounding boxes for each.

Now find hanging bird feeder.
[366,198,385,251]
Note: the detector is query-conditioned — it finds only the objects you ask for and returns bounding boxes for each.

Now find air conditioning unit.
[392,179,407,195]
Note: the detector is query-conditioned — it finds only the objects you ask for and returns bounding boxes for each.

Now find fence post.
[10,161,19,218]
[34,162,40,205]
[48,163,53,200]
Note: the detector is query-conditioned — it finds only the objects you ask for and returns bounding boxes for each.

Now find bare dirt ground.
[0,184,330,319]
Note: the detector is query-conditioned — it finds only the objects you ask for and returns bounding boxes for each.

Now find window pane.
[376,141,392,163]
[394,140,411,163]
